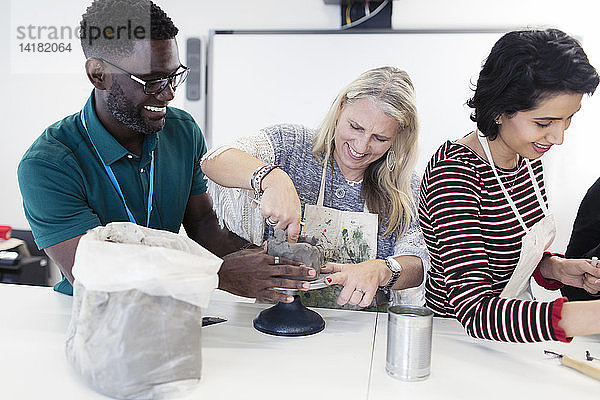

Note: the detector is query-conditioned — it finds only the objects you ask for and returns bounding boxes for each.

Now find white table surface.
[369,313,600,400]
[0,284,377,399]
[1,284,599,400]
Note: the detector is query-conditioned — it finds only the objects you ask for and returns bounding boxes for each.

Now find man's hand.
[218,247,316,303]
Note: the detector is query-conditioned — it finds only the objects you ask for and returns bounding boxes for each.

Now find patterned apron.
[300,154,382,310]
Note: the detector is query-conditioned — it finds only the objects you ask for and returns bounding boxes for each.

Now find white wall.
[1,0,598,254]
[208,31,502,162]
[392,0,600,253]
[0,0,339,231]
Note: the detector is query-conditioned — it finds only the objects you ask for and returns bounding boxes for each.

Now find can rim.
[387,305,433,317]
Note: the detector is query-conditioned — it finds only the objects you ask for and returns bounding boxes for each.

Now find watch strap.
[250,162,279,198]
[382,257,402,291]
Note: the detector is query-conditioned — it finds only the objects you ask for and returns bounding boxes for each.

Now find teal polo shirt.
[18,92,208,294]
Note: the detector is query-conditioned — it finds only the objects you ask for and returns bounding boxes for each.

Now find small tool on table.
[202,316,227,327]
[544,350,600,381]
[586,351,600,362]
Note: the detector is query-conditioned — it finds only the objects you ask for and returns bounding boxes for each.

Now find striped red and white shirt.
[419,140,568,343]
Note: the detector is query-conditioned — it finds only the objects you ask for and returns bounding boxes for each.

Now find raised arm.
[201,148,267,189]
[201,145,302,242]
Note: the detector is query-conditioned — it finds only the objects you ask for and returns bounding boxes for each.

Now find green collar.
[81,92,158,166]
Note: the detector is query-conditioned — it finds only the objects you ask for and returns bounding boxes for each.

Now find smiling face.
[105,38,181,134]
[332,97,398,181]
[492,92,583,164]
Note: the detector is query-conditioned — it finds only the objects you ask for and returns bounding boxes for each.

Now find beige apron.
[300,155,379,309]
[478,133,556,300]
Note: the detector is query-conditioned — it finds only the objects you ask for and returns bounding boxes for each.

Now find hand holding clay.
[322,260,389,308]
[266,229,323,281]
[218,247,316,303]
[259,169,303,243]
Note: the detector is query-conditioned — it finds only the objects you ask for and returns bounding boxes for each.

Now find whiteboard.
[207,30,600,253]
[207,30,506,167]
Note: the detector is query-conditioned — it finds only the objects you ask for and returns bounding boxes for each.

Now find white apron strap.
[477,132,529,232]
[316,154,329,207]
[524,159,550,216]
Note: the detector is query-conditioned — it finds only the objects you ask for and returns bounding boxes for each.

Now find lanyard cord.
[79,108,154,227]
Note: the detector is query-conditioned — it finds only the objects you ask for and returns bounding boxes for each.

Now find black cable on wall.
[341,0,392,30]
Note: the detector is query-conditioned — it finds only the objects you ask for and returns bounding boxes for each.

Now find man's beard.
[106,81,164,135]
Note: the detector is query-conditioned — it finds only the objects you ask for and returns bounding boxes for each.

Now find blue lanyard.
[79,108,154,227]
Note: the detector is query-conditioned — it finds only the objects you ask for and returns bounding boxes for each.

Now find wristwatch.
[381,256,402,292]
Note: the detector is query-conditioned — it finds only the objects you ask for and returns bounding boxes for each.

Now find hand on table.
[259,169,302,243]
[322,260,390,308]
[218,247,316,303]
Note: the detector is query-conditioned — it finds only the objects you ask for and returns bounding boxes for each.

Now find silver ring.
[274,256,280,265]
[354,288,365,294]
[266,216,278,226]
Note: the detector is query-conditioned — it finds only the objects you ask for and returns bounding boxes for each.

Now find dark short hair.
[467,29,599,139]
[80,0,178,60]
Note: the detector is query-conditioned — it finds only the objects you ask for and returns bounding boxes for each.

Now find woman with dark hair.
[419,28,600,342]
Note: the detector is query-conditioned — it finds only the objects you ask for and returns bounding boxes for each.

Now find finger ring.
[354,288,365,294]
[266,216,278,226]
[274,256,280,265]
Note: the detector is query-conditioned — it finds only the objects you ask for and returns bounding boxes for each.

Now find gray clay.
[66,285,202,399]
[266,229,323,280]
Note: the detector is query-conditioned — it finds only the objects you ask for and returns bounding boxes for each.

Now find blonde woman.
[201,67,429,310]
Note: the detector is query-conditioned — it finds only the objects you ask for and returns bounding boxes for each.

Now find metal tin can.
[386,305,433,381]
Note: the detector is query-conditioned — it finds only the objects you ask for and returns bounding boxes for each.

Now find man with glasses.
[17,0,314,303]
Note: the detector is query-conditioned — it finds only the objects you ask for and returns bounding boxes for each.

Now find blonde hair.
[312,66,419,237]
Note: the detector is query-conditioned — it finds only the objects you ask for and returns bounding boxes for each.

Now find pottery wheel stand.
[252,275,329,336]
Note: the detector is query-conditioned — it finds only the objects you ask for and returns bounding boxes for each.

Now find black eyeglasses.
[99,58,189,95]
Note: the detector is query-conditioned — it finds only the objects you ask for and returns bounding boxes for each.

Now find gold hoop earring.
[386,148,396,172]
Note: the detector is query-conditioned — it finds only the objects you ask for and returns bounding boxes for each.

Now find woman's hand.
[322,260,391,308]
[541,256,600,294]
[260,169,302,243]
